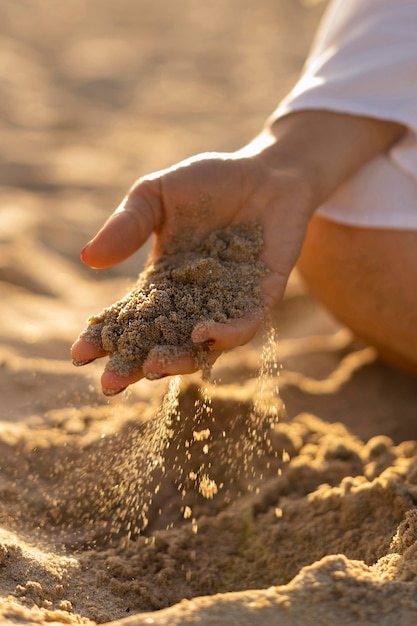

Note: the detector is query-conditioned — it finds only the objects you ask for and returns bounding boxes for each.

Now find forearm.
[251,110,405,212]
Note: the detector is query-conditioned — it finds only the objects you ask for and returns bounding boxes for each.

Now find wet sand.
[1,1,417,625]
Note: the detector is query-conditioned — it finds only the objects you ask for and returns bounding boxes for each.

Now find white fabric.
[273,0,417,230]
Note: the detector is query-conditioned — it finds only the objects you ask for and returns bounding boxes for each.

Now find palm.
[141,154,310,302]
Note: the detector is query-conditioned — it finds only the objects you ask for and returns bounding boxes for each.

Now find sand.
[2,1,417,625]
[80,221,266,376]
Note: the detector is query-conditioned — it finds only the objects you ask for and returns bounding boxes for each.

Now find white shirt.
[273,0,417,230]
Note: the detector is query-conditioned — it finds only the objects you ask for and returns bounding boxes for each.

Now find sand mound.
[1,378,417,625]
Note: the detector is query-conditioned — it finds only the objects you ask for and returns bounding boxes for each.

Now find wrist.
[237,127,318,217]
[246,110,405,211]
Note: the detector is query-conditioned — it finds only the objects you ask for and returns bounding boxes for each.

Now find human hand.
[71,137,314,395]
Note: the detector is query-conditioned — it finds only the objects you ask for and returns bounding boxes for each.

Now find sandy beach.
[1,1,417,624]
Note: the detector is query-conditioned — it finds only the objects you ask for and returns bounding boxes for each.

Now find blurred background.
[0,0,330,421]
[0,0,324,274]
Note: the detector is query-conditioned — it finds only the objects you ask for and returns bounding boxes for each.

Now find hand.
[71,139,314,395]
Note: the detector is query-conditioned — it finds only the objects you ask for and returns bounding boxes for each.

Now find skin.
[71,110,410,395]
[298,215,417,377]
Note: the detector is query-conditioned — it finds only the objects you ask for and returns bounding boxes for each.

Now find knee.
[296,215,417,374]
[296,215,357,312]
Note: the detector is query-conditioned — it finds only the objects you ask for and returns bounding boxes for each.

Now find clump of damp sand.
[81,221,267,376]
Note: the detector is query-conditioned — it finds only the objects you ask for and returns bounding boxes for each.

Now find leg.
[297,214,417,376]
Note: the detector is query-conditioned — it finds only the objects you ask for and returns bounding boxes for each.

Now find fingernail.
[72,358,96,366]
[80,243,91,264]
[103,387,127,396]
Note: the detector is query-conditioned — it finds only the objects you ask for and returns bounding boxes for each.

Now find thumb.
[81,180,162,269]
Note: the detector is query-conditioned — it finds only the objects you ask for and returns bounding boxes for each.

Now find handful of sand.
[81,221,267,376]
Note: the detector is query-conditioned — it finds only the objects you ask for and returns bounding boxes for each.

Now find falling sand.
[74,219,275,530]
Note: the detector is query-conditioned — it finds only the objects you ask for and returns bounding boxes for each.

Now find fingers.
[71,336,107,365]
[81,181,162,269]
[100,350,221,396]
[101,367,145,396]
[191,311,264,351]
[143,349,221,379]
[71,336,221,395]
